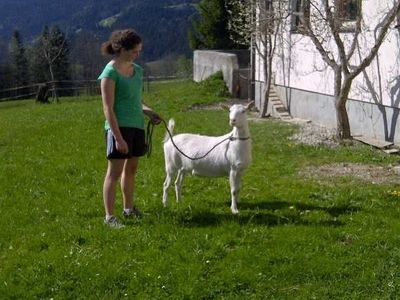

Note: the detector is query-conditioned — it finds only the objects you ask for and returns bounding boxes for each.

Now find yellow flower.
[389,191,400,197]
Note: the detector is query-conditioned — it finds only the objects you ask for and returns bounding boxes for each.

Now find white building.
[254,0,400,142]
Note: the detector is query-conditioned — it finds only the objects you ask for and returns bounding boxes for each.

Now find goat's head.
[221,101,254,128]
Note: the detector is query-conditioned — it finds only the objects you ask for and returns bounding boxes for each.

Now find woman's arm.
[101,77,128,154]
[142,103,162,124]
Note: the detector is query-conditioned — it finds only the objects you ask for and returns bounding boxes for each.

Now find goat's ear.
[220,103,230,111]
[245,101,255,111]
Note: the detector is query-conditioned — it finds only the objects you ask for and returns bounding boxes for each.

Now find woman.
[98,29,161,228]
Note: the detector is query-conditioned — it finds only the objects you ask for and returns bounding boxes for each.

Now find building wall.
[272,1,400,106]
[256,80,400,142]
[254,0,400,142]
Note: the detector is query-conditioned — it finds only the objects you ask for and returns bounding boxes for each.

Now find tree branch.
[349,1,400,80]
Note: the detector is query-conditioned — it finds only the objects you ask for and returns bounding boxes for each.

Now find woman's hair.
[101,29,142,56]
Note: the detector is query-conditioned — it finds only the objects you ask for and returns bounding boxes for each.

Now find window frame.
[290,0,310,34]
[335,0,362,32]
[336,0,360,22]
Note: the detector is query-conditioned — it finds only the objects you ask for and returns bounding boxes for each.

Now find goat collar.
[229,135,250,141]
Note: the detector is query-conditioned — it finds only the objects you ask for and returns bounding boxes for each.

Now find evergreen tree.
[0,37,11,90]
[69,30,104,80]
[9,31,29,87]
[0,37,9,66]
[0,65,13,91]
[189,0,247,50]
[29,26,50,83]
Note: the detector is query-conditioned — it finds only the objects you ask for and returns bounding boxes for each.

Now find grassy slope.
[1,79,400,299]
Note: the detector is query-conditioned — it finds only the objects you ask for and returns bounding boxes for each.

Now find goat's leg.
[163,171,174,207]
[229,169,241,214]
[175,169,185,203]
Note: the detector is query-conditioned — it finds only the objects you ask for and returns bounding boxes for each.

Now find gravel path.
[287,120,339,148]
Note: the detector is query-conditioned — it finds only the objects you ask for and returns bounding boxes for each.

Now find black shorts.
[105,127,147,159]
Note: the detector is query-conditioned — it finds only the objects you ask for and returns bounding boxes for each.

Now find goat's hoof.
[231,208,239,215]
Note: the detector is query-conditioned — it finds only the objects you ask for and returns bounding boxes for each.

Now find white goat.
[162,102,254,214]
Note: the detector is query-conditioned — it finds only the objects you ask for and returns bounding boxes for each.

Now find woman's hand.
[147,111,162,125]
[116,138,129,154]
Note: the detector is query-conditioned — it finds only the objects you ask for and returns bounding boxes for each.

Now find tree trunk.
[48,64,59,103]
[335,98,351,139]
[260,76,271,118]
[335,76,352,140]
[260,50,273,118]
[35,83,50,103]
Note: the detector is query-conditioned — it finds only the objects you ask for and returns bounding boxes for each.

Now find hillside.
[0,0,198,61]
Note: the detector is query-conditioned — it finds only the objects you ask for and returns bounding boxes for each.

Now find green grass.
[1,79,400,299]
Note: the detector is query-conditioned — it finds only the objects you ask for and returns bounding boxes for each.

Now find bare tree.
[227,0,289,117]
[301,0,400,140]
[40,26,69,103]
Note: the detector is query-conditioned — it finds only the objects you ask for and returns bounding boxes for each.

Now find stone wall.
[193,50,251,99]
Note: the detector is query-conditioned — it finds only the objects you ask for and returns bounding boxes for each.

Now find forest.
[0,0,247,95]
[0,0,198,91]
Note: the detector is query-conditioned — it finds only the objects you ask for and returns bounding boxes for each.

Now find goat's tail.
[163,118,175,142]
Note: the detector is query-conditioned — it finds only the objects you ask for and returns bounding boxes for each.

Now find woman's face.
[120,43,142,62]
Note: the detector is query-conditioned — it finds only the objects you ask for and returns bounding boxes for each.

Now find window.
[257,0,275,34]
[337,0,360,21]
[266,0,273,10]
[291,0,310,33]
[335,0,361,32]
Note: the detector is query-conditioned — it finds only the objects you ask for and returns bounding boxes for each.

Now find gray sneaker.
[123,207,142,219]
[104,216,125,228]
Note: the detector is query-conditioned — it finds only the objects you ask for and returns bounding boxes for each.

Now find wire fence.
[0,76,180,103]
[0,80,99,102]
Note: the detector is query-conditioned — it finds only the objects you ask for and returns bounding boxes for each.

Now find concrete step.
[279,113,291,118]
[270,98,281,102]
[269,85,292,121]
[275,107,287,112]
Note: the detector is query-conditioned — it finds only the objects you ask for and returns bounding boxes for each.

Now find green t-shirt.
[98,62,145,130]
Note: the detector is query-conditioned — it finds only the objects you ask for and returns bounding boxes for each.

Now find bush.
[199,71,231,97]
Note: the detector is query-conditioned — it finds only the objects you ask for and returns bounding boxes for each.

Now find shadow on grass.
[240,200,360,218]
[176,199,360,228]
[79,199,360,229]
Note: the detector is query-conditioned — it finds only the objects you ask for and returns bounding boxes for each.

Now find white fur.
[162,102,254,214]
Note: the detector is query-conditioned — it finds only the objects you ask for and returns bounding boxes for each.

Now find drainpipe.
[249,1,256,102]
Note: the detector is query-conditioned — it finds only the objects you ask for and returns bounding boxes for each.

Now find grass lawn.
[1,78,400,299]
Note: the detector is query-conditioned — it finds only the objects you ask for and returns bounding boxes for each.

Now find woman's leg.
[121,157,140,210]
[103,159,125,217]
